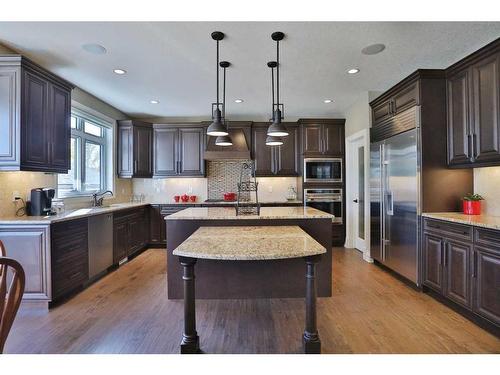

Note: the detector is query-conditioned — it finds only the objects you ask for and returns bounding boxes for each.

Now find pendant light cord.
[276,40,280,109]
[223,65,226,124]
[271,66,275,120]
[216,40,220,107]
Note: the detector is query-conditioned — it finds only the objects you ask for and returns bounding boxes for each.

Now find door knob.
[353,199,358,203]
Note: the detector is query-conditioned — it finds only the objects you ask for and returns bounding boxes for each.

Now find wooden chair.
[0,242,25,353]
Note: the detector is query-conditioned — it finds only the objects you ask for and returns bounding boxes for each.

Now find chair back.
[0,255,25,353]
[0,240,5,257]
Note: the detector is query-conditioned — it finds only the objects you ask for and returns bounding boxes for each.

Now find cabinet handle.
[179,161,182,173]
[472,133,477,159]
[134,160,138,173]
[472,252,477,278]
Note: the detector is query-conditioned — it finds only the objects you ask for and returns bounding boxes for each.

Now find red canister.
[463,200,481,215]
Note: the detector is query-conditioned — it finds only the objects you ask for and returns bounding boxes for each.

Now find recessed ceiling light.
[82,43,107,55]
[150,100,159,104]
[113,69,126,75]
[324,99,333,104]
[235,99,244,103]
[347,68,360,74]
[362,43,386,55]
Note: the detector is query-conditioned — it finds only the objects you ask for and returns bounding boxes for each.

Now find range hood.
[204,124,251,160]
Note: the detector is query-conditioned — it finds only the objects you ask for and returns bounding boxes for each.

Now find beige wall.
[344,91,382,137]
[474,166,500,216]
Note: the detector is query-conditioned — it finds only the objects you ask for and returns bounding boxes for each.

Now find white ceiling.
[1,22,499,120]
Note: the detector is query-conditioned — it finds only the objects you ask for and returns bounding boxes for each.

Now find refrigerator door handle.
[380,143,386,261]
[386,191,394,216]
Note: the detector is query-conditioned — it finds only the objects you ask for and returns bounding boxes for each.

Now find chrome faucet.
[92,190,113,207]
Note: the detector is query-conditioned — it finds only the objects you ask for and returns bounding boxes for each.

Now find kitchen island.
[166,206,333,299]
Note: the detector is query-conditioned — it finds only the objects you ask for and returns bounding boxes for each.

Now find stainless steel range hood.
[204,123,252,160]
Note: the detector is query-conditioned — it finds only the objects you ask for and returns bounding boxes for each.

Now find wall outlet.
[268,185,273,193]
[12,191,21,202]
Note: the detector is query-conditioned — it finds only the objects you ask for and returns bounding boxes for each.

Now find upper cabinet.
[446,38,500,168]
[0,55,73,173]
[152,124,205,178]
[251,122,300,177]
[299,119,345,157]
[371,81,419,128]
[117,120,153,178]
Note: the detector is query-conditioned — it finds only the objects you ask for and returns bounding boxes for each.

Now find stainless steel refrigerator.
[370,114,419,284]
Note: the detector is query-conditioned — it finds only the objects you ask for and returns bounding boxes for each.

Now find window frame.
[57,108,112,198]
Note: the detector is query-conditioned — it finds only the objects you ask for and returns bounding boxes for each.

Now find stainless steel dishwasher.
[88,213,113,279]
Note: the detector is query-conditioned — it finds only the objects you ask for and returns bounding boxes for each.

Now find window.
[58,110,111,197]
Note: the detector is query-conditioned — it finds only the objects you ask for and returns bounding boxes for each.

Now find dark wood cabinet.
[446,38,500,168]
[113,207,148,263]
[117,120,153,178]
[444,240,471,308]
[51,218,89,300]
[252,123,299,177]
[152,124,205,177]
[423,218,500,330]
[299,119,345,157]
[0,55,73,172]
[149,205,185,246]
[370,80,419,129]
[423,232,444,293]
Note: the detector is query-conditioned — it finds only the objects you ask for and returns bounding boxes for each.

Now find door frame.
[345,128,373,263]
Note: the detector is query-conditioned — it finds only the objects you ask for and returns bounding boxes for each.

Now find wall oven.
[304,158,342,183]
[304,188,342,224]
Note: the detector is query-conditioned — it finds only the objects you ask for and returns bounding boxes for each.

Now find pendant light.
[266,61,283,146]
[267,31,288,137]
[215,61,233,146]
[207,31,228,137]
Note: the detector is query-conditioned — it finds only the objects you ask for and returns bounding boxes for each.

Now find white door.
[351,137,367,252]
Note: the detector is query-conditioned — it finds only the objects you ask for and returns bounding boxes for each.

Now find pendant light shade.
[265,134,283,146]
[267,109,288,137]
[207,108,228,136]
[215,135,233,146]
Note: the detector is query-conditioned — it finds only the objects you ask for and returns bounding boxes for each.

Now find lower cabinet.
[149,205,185,246]
[51,218,89,300]
[422,218,500,328]
[113,207,148,264]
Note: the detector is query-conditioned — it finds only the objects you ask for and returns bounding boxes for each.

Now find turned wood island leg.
[303,255,321,354]
[179,257,200,354]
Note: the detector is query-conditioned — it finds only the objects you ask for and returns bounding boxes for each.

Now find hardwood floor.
[5,248,500,354]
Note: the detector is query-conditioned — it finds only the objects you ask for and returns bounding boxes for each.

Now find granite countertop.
[166,206,334,220]
[172,226,326,260]
[0,202,149,225]
[422,212,500,231]
[150,200,303,206]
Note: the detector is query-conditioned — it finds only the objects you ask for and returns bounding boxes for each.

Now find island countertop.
[166,206,334,220]
[172,226,326,260]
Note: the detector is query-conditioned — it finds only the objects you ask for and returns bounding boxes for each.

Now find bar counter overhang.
[166,207,333,299]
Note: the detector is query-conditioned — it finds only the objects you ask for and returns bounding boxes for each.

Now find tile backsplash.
[474,166,500,216]
[207,160,252,200]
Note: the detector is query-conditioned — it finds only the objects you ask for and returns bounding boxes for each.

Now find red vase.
[463,200,481,215]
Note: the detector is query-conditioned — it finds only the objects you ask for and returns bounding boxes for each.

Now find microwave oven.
[304,158,342,183]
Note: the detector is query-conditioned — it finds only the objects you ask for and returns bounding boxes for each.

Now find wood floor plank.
[4,248,500,354]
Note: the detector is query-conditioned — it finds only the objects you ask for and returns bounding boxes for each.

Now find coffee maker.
[29,188,56,216]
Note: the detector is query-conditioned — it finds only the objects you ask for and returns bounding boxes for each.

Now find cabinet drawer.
[52,262,88,298]
[160,206,185,215]
[423,218,472,241]
[52,218,88,238]
[474,228,500,253]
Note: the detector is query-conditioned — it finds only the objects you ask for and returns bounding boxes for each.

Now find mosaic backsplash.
[207,160,253,200]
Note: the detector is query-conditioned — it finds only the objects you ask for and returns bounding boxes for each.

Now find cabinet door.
[471,53,500,165]
[149,205,162,245]
[113,219,129,264]
[473,247,500,326]
[422,233,444,292]
[393,81,419,114]
[444,240,471,309]
[447,69,473,166]
[21,69,49,170]
[48,83,71,172]
[252,125,274,176]
[302,124,323,155]
[117,123,133,177]
[275,124,299,176]
[133,125,153,177]
[0,67,19,167]
[153,126,178,176]
[323,124,344,156]
[178,127,205,176]
[372,100,392,125]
